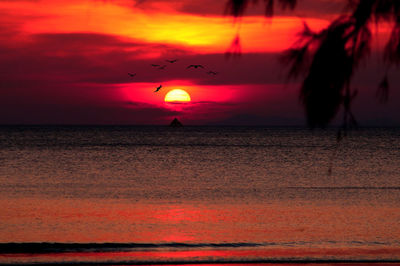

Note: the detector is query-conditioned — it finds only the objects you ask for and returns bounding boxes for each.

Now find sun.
[164,89,191,103]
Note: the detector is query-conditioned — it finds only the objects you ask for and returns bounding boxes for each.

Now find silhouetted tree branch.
[226,0,400,128]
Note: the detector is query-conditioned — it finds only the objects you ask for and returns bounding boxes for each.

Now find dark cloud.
[32,32,139,49]
[133,0,344,19]
[0,30,285,91]
[191,101,237,106]
[0,100,180,125]
[0,31,192,85]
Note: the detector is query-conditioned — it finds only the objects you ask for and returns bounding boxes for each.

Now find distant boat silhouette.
[166,59,178,63]
[206,71,218,75]
[187,64,204,69]
[151,64,160,67]
[128,73,136,77]
[158,65,167,70]
[169,118,183,127]
[154,85,162,92]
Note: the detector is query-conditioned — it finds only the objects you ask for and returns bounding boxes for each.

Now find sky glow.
[0,0,399,125]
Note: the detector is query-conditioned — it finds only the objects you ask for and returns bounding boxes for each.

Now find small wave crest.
[0,242,263,254]
[2,240,399,254]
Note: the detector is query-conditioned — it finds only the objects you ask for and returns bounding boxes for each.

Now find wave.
[2,259,400,266]
[1,240,399,254]
[286,186,400,190]
[2,242,400,265]
[1,258,400,265]
[0,242,263,254]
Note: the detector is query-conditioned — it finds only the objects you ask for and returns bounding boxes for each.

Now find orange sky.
[1,0,331,53]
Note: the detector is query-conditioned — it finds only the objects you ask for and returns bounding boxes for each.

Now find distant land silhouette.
[170,118,183,127]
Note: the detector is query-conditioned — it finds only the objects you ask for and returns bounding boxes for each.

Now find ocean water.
[0,126,400,265]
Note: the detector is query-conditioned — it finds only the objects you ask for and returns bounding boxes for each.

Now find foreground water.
[0,126,399,265]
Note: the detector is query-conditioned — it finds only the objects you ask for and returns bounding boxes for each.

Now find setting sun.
[164,89,191,103]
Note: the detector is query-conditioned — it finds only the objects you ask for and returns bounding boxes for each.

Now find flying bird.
[154,85,162,92]
[158,65,167,70]
[166,59,178,63]
[128,73,136,77]
[187,64,204,69]
[151,64,160,67]
[206,71,218,75]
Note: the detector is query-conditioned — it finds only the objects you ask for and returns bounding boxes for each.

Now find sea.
[0,126,399,265]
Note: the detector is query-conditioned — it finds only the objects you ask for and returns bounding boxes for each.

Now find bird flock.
[128,59,219,93]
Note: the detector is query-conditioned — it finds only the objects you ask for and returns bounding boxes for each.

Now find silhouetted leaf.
[225,0,250,17]
[385,24,400,65]
[377,74,389,103]
[225,34,242,58]
[278,0,297,10]
[280,46,310,79]
[226,0,296,17]
[300,21,317,38]
[352,26,371,64]
[300,19,354,127]
[264,0,274,17]
[352,0,374,30]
